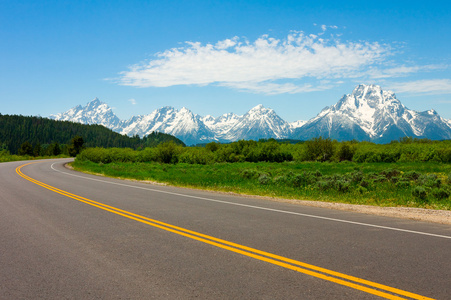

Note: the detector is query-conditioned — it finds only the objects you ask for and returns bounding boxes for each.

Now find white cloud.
[118,32,393,94]
[128,98,137,105]
[388,79,451,95]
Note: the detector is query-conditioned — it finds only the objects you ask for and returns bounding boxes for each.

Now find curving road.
[1,158,450,299]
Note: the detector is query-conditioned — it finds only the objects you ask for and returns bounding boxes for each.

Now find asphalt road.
[1,158,450,299]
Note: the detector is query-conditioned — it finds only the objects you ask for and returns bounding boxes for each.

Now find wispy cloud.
[117,31,448,95]
[387,79,451,95]
[128,98,137,105]
[117,32,391,94]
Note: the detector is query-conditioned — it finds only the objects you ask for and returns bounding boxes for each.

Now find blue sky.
[1,0,451,122]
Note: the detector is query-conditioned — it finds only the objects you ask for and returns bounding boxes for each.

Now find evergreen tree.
[68,136,85,157]
[18,141,33,156]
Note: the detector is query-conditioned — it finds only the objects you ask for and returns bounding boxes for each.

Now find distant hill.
[0,114,185,154]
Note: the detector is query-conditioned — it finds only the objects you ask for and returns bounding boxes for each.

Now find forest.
[0,114,184,156]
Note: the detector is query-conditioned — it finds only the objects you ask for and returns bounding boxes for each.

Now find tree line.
[0,114,185,155]
[77,137,451,164]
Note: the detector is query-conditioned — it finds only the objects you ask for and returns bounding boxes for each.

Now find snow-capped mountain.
[218,104,292,141]
[50,99,293,145]
[49,84,451,144]
[293,84,451,143]
[50,98,122,131]
[120,106,215,146]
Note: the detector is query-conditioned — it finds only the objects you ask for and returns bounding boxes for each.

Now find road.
[1,158,450,299]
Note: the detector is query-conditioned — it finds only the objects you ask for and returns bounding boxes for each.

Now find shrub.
[292,172,316,187]
[372,175,387,183]
[155,141,181,164]
[402,171,420,181]
[316,180,332,191]
[334,180,350,193]
[432,188,450,200]
[357,186,367,194]
[258,173,271,185]
[360,180,370,188]
[273,175,287,185]
[351,171,364,183]
[396,180,410,188]
[419,174,441,188]
[240,169,259,179]
[381,169,400,179]
[304,137,335,162]
[412,186,428,202]
[336,142,355,161]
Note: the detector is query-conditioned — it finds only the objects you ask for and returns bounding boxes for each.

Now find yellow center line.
[16,162,435,300]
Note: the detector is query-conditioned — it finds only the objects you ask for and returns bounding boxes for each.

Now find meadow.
[72,138,451,210]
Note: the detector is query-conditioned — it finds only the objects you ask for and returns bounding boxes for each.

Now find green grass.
[0,153,68,162]
[72,160,451,210]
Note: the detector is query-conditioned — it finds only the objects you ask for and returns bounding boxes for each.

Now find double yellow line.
[17,162,434,300]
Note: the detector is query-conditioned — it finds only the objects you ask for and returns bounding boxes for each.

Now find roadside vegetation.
[72,138,451,210]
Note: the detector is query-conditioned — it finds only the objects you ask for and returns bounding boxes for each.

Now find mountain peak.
[252,104,265,110]
[50,85,451,145]
[295,84,451,142]
[89,97,102,105]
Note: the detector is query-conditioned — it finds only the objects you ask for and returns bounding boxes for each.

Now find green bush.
[412,186,428,202]
[432,188,450,200]
[316,180,332,191]
[258,173,271,185]
[155,141,182,164]
[381,169,400,179]
[396,180,410,188]
[419,174,441,188]
[304,137,335,162]
[402,171,420,181]
[240,169,260,179]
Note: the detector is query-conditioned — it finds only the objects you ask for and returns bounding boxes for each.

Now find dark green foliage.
[395,180,410,188]
[418,174,441,188]
[46,142,61,156]
[304,137,334,162]
[66,134,451,165]
[432,188,450,200]
[240,169,260,179]
[412,186,428,202]
[141,132,185,148]
[402,171,421,181]
[336,142,355,161]
[155,141,182,164]
[18,141,33,156]
[68,136,85,157]
[0,114,184,154]
[381,169,400,179]
[205,141,220,152]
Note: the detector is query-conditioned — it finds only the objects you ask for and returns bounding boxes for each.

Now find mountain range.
[50,84,451,145]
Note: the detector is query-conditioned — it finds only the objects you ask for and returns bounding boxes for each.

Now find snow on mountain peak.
[294,84,451,142]
[50,85,451,145]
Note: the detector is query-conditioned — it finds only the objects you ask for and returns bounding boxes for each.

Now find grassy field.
[72,160,451,210]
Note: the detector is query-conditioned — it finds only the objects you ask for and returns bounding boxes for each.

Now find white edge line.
[50,162,451,240]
